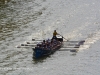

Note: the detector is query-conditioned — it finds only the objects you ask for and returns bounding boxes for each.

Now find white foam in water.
[79,30,100,50]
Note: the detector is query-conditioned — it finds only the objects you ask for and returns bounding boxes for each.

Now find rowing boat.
[32,37,63,59]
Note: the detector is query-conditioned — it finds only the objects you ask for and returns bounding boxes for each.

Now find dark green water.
[0,0,100,75]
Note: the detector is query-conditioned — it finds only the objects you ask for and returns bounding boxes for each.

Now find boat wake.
[78,29,100,51]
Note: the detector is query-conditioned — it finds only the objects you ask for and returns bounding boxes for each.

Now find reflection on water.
[33,55,51,64]
[0,0,19,41]
[0,0,10,8]
[0,24,19,41]
[0,0,43,42]
[0,0,10,4]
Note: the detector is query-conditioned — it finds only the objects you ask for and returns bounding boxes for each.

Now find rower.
[53,39,57,45]
[52,30,59,40]
[42,40,46,48]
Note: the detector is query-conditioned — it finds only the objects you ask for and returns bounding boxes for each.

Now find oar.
[26,41,38,44]
[23,39,42,44]
[63,40,85,43]
[32,39,42,41]
[16,45,32,48]
[21,43,36,46]
[16,43,36,48]
[64,40,85,46]
[59,47,85,51]
[58,34,68,41]
[70,49,78,52]
[59,48,79,51]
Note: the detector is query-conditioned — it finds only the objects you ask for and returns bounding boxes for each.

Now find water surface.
[0,0,100,75]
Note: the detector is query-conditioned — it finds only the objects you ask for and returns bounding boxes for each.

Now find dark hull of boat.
[33,38,63,59]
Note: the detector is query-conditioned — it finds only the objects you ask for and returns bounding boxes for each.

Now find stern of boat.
[57,37,63,42]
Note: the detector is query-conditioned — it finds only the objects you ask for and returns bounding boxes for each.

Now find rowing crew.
[36,39,61,50]
[35,30,61,50]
